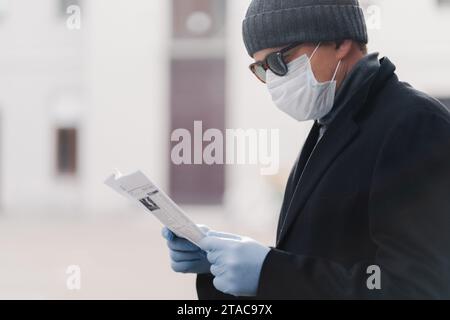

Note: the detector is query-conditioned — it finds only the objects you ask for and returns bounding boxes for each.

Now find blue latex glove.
[199,231,270,297]
[162,226,211,274]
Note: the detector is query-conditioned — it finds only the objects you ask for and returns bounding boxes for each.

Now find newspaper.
[105,170,206,246]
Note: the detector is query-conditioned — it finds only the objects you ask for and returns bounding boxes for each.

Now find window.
[56,128,78,176]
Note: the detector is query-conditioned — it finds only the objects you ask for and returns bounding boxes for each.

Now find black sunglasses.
[249,42,303,84]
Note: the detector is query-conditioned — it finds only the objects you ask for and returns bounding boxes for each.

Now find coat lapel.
[276,123,321,239]
[276,117,359,246]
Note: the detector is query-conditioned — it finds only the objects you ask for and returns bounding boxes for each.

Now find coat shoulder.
[370,77,450,129]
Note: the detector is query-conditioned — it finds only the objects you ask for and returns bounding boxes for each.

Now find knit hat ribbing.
[243,0,368,57]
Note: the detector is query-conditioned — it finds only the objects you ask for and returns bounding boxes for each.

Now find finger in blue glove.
[162,226,211,274]
[199,232,270,297]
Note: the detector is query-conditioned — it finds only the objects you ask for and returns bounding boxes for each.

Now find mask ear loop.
[309,42,322,61]
[331,60,342,82]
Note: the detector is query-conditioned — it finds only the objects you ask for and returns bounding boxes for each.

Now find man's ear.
[336,40,353,60]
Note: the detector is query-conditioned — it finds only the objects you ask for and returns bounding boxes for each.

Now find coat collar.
[276,57,397,247]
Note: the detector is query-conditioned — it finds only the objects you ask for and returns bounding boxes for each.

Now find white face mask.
[267,44,341,122]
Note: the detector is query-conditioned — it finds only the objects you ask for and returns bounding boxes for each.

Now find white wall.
[369,0,450,96]
[81,0,171,215]
[0,0,84,214]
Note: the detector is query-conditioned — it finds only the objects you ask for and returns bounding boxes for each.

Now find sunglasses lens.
[267,53,288,76]
[252,64,267,83]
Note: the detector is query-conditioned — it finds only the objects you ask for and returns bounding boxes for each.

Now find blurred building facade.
[0,0,85,214]
[0,0,449,226]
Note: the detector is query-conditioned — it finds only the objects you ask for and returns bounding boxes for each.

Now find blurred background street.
[0,209,275,299]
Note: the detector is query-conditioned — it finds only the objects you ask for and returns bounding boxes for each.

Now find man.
[162,0,450,299]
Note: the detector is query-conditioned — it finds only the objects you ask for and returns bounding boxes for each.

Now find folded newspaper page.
[105,170,206,246]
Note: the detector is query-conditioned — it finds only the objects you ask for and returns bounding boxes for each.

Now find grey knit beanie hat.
[243,0,368,57]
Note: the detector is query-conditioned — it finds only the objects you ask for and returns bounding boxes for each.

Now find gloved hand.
[199,231,270,297]
[162,225,211,274]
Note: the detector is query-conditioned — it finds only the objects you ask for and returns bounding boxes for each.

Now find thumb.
[199,236,228,252]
